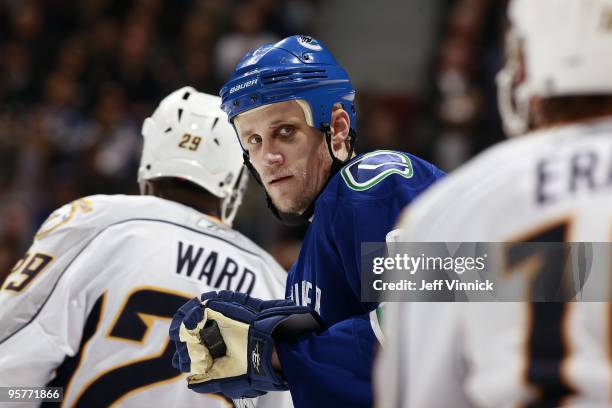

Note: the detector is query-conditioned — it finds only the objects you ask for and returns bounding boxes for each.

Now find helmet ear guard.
[220,166,248,226]
[496,29,530,137]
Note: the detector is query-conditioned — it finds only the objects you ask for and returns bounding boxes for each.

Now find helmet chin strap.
[242,126,356,226]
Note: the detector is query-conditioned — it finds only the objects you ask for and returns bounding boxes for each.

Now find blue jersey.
[276,150,445,407]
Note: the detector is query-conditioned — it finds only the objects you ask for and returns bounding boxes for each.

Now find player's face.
[234,100,332,215]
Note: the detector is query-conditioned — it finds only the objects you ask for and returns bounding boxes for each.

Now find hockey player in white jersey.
[376,0,612,407]
[0,87,290,407]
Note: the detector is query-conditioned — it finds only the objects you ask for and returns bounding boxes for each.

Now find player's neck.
[146,179,222,221]
[200,213,225,226]
[531,96,612,131]
[174,196,221,220]
[532,113,612,132]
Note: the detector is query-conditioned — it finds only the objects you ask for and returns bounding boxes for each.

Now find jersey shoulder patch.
[35,198,95,240]
[340,150,414,191]
[34,195,172,242]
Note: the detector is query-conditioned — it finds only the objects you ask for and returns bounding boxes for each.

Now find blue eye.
[279,126,294,137]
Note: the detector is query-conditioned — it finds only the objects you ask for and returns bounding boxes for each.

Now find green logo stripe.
[341,151,414,191]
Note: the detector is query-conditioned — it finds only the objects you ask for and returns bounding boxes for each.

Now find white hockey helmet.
[497,0,612,136]
[138,86,247,225]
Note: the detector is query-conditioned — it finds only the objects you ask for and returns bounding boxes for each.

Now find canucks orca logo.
[341,150,413,191]
[297,35,323,51]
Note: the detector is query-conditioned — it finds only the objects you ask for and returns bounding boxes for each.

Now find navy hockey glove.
[169,290,323,399]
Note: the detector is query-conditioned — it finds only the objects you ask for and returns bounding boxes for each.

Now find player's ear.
[330,104,350,159]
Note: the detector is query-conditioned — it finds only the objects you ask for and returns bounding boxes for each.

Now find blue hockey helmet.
[220,35,356,134]
[220,35,357,226]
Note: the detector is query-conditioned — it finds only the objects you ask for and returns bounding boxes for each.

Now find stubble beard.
[269,144,331,215]
[271,168,313,215]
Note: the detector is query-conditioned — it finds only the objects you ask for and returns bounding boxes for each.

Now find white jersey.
[0,195,291,408]
[376,118,612,408]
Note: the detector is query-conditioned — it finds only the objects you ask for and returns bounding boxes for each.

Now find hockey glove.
[169,290,323,399]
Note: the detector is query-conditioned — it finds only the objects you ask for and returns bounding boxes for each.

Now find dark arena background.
[0,0,508,282]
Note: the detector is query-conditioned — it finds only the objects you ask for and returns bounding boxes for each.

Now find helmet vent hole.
[182,92,191,100]
[214,138,220,146]
[178,108,183,122]
[261,69,327,85]
[218,182,224,187]
[164,127,172,133]
[146,164,151,170]
[211,117,219,130]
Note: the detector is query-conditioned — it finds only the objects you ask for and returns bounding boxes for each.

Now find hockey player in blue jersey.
[169,35,445,407]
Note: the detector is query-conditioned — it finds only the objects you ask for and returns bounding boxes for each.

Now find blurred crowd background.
[0,0,508,281]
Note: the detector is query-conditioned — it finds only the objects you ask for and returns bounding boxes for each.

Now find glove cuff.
[248,307,324,392]
[249,322,288,391]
